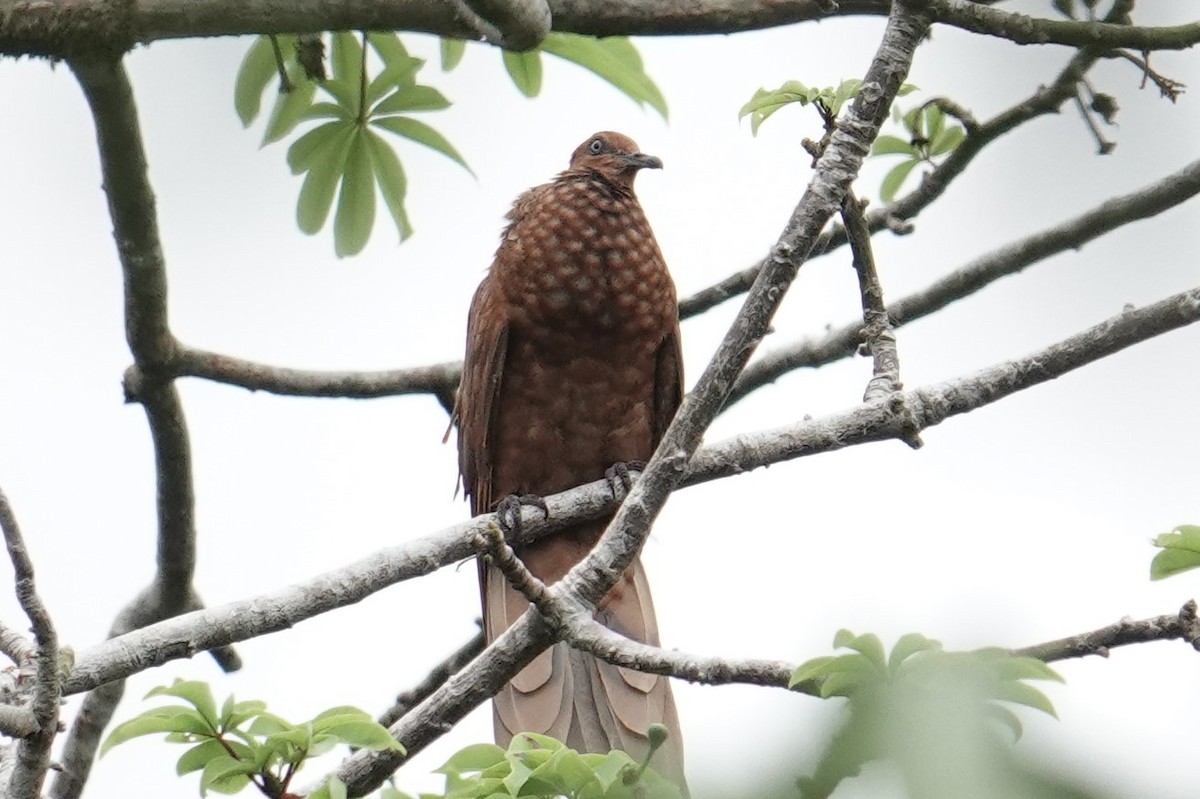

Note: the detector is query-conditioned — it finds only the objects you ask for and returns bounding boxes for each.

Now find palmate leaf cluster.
[871,102,965,201]
[738,80,966,204]
[428,731,681,799]
[789,631,1085,799]
[235,31,665,258]
[101,679,403,798]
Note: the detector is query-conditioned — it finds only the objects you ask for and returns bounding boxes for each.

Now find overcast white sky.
[1,3,1198,798]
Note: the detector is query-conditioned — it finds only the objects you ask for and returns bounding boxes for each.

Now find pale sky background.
[1,3,1198,798]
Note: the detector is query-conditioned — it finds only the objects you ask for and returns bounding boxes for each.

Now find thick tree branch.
[58,285,1200,701]
[2,0,1193,57]
[728,156,1200,405]
[0,489,61,799]
[56,54,239,799]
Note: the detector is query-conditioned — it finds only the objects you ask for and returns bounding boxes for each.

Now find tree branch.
[0,489,61,799]
[167,347,461,413]
[728,156,1200,405]
[55,54,240,799]
[376,626,485,729]
[58,284,1200,702]
[2,0,1193,58]
[680,43,1111,321]
[332,3,934,794]
[1014,601,1200,662]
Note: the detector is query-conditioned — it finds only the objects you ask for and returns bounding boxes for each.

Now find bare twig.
[841,193,908,410]
[167,348,461,413]
[1014,601,1200,662]
[0,489,60,799]
[376,626,486,728]
[728,156,1200,405]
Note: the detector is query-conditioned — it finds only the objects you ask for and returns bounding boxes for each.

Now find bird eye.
[588,139,604,154]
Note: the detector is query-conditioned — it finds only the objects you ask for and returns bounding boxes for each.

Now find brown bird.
[456,131,686,788]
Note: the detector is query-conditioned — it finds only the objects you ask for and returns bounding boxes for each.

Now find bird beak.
[621,152,663,171]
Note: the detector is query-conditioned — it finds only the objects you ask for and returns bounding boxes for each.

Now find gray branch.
[728,156,1200,405]
[2,0,1194,58]
[53,55,239,799]
[41,282,1199,791]
[331,2,934,793]
[0,489,60,799]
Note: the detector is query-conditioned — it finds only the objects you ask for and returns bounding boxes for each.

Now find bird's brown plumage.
[457,132,686,788]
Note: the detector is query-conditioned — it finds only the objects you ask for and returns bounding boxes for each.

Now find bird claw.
[605,460,646,498]
[495,494,549,536]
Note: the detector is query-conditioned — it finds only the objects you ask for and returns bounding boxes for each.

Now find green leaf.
[880,158,920,202]
[592,750,638,791]
[1151,525,1200,580]
[739,81,818,135]
[296,125,356,234]
[177,739,251,776]
[871,134,915,157]
[438,743,507,775]
[985,702,1025,741]
[923,103,945,141]
[929,125,964,156]
[311,707,370,723]
[319,720,404,751]
[373,85,452,115]
[993,680,1058,718]
[985,653,1064,683]
[101,709,212,756]
[321,79,360,114]
[334,130,376,257]
[365,130,413,241]
[287,121,350,174]
[331,32,363,83]
[147,681,219,727]
[441,38,467,70]
[502,49,543,97]
[887,632,941,673]
[832,629,857,649]
[842,633,886,667]
[368,32,413,67]
[540,33,668,119]
[300,102,352,122]
[234,36,281,126]
[263,74,317,145]
[371,116,472,174]
[246,712,293,737]
[790,656,835,687]
[826,79,862,116]
[328,775,348,799]
[200,756,257,796]
[367,61,425,106]
[819,668,873,698]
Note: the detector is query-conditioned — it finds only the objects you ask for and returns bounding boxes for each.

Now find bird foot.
[495,494,549,537]
[605,460,646,498]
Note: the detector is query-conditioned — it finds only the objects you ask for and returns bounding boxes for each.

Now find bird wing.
[459,274,509,518]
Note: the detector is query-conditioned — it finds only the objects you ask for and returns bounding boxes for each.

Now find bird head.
[567,131,663,189]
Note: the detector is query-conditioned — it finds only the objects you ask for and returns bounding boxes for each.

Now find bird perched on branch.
[456,131,686,788]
